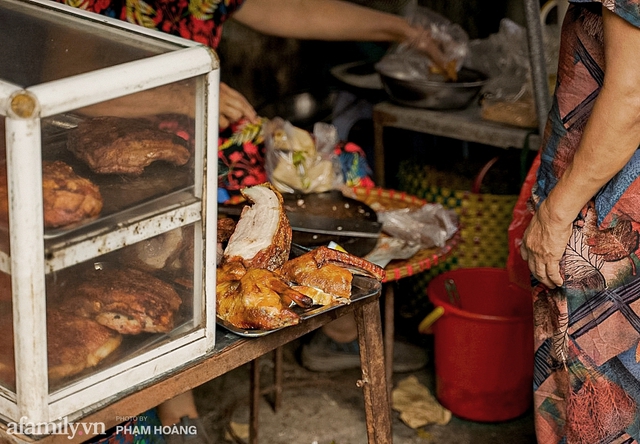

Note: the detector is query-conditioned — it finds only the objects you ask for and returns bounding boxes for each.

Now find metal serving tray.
[216,275,382,338]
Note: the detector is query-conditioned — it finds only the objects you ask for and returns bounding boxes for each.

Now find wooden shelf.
[373,101,540,186]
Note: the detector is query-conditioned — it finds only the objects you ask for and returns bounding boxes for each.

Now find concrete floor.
[191,335,537,444]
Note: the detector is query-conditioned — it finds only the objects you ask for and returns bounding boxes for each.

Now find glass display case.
[0,0,218,428]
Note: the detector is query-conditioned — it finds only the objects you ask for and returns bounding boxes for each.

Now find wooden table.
[351,187,460,391]
[0,289,391,444]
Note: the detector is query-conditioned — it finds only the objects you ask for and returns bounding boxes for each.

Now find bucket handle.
[418,306,445,334]
[471,155,500,194]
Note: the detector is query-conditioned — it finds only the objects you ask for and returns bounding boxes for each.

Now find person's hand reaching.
[219,82,259,130]
[406,26,458,81]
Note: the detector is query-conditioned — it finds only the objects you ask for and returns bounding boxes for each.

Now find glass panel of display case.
[0,0,176,87]
[0,0,216,424]
[45,224,199,393]
[39,79,198,237]
[0,279,14,392]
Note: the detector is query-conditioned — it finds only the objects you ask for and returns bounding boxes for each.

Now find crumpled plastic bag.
[376,203,458,249]
[364,236,422,269]
[264,117,343,194]
[466,18,545,128]
[392,375,452,428]
[466,18,530,103]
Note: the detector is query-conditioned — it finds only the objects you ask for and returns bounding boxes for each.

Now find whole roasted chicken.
[217,183,385,330]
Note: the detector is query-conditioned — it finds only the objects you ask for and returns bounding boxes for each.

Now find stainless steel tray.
[216,275,381,338]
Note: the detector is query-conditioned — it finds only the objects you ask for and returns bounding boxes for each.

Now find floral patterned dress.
[532,1,640,443]
[56,0,244,49]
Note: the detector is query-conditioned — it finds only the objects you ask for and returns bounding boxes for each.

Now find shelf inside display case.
[41,114,196,237]
[0,113,203,272]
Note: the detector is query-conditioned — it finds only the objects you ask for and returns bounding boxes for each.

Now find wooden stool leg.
[355,299,393,444]
[384,283,394,394]
[249,359,260,444]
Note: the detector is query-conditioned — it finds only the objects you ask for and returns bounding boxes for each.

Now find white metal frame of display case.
[0,0,219,427]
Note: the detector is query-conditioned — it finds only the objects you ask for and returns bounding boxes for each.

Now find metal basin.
[375,58,487,110]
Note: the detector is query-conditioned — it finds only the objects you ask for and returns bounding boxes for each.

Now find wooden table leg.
[249,359,260,444]
[354,298,393,444]
[273,346,283,411]
[384,283,394,395]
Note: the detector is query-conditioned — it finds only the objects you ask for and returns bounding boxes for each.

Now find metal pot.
[376,61,488,110]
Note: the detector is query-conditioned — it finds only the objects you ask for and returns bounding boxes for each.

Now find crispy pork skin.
[0,160,103,228]
[217,217,236,243]
[223,183,291,271]
[0,308,13,387]
[67,116,191,175]
[0,309,122,384]
[41,161,103,228]
[59,267,182,334]
[0,271,10,303]
[47,309,123,381]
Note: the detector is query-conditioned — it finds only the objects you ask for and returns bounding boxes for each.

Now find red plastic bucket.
[424,268,534,422]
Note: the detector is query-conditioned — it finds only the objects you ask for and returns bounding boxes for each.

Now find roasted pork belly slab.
[67,116,191,175]
[0,309,122,384]
[58,267,182,334]
[223,183,291,271]
[0,160,103,228]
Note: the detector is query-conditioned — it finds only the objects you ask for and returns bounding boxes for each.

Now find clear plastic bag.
[264,117,344,194]
[465,18,542,128]
[376,5,469,82]
[376,203,458,249]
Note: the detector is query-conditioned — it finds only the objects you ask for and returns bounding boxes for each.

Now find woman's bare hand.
[407,26,457,81]
[219,82,259,130]
[520,200,572,288]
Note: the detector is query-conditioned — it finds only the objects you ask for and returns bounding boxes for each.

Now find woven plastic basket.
[398,158,518,269]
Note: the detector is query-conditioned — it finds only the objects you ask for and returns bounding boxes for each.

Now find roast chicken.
[217,183,385,330]
[217,266,313,330]
[279,246,385,305]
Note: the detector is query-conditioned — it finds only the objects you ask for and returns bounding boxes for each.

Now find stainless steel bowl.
[376,63,488,110]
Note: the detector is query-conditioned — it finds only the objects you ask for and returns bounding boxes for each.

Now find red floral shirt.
[57,0,245,49]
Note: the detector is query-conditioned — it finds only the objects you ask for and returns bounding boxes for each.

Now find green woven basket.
[398,159,517,269]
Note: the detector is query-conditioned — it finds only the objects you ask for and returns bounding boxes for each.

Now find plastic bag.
[376,203,458,249]
[264,118,343,194]
[466,18,530,103]
[376,6,469,81]
[465,18,545,128]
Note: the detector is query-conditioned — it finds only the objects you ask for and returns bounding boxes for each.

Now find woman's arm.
[233,0,413,42]
[232,0,449,73]
[521,8,640,288]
